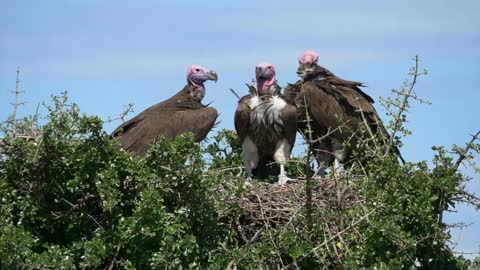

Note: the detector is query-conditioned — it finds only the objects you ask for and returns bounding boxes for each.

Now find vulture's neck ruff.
[189,78,206,94]
[185,84,206,102]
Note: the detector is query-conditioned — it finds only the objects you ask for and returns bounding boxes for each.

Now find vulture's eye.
[195,69,200,72]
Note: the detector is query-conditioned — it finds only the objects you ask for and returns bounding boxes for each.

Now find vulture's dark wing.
[279,99,298,149]
[309,77,403,161]
[234,97,251,143]
[325,77,374,110]
[283,83,300,102]
[303,81,348,130]
[283,78,376,126]
[324,77,384,135]
[327,78,374,104]
[330,81,404,162]
[112,104,218,157]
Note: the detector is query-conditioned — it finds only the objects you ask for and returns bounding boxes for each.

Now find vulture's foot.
[276,175,296,186]
[243,178,253,188]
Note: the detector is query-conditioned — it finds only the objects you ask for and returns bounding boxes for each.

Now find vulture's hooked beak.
[296,66,314,79]
[296,69,305,78]
[256,66,267,79]
[207,70,218,83]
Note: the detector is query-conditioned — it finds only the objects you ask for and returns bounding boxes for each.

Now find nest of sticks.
[230,176,364,244]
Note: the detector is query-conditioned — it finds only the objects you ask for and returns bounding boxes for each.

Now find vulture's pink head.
[297,50,320,80]
[298,50,319,65]
[187,65,218,91]
[255,63,276,95]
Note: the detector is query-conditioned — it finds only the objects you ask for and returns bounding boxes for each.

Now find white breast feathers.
[248,95,287,127]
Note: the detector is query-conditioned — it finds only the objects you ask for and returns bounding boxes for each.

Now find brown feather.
[112,85,218,157]
[286,63,401,166]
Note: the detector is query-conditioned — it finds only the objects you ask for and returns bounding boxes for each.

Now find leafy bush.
[0,94,229,269]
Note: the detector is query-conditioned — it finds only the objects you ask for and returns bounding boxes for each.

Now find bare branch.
[106,244,122,270]
[453,130,480,171]
[106,103,134,123]
[12,65,23,138]
[458,189,480,210]
[31,103,40,136]
[385,55,425,157]
[300,81,314,229]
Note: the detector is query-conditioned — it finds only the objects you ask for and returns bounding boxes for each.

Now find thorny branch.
[11,66,24,138]
[0,66,42,144]
[438,131,480,224]
[106,244,122,270]
[453,130,480,171]
[300,81,314,229]
[55,195,103,229]
[384,55,428,157]
[106,103,134,123]
[457,190,480,210]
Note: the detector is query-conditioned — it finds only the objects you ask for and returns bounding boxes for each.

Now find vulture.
[234,63,297,185]
[284,50,403,175]
[112,65,218,157]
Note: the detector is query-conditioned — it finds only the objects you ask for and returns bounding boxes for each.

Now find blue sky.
[1,0,479,258]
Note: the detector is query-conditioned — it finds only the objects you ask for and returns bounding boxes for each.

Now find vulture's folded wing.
[279,101,298,149]
[112,107,218,157]
[330,82,384,135]
[303,82,347,130]
[173,107,219,142]
[234,99,251,143]
[320,78,402,160]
